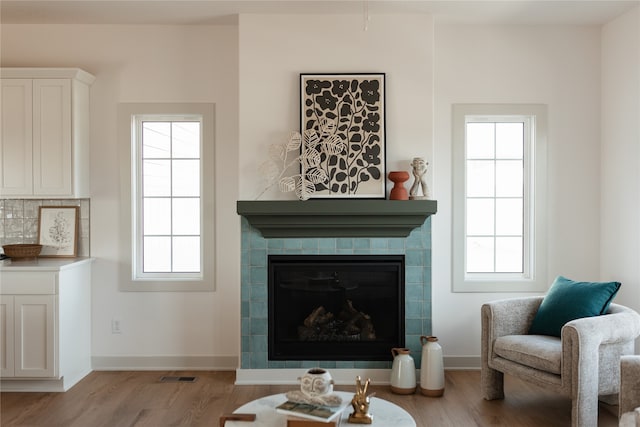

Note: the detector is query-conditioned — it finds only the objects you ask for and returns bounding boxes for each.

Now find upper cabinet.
[0,68,95,198]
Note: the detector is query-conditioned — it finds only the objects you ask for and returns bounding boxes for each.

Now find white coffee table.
[224,391,416,427]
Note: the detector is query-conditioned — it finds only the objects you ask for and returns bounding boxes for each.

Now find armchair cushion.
[528,276,621,337]
[494,334,562,374]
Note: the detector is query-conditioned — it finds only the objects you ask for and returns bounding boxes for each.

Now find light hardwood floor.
[0,370,619,426]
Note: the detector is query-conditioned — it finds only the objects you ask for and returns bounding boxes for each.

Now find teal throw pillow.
[528,276,621,337]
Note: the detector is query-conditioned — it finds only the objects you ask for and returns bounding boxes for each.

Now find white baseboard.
[91,355,238,371]
[0,367,92,392]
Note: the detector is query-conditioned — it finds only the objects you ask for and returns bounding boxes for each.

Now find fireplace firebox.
[268,254,405,361]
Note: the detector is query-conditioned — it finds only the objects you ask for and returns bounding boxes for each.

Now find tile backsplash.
[0,199,90,257]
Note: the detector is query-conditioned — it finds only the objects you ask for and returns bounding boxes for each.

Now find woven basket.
[2,244,43,259]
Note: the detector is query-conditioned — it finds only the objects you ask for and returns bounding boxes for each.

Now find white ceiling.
[1,0,638,26]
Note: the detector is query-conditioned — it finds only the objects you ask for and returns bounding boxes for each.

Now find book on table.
[276,399,349,423]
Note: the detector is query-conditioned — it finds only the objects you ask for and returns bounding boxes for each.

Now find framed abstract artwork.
[38,206,79,257]
[300,73,386,199]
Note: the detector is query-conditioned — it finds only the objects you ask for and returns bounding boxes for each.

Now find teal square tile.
[268,360,287,368]
[251,249,267,267]
[370,238,388,249]
[251,266,267,285]
[405,318,422,335]
[250,300,267,318]
[337,238,353,249]
[241,318,251,335]
[405,266,423,284]
[405,249,425,267]
[241,301,250,317]
[252,352,268,369]
[250,318,267,335]
[251,284,267,301]
[241,352,251,368]
[302,238,319,250]
[251,335,268,353]
[268,239,285,249]
[405,282,423,300]
[388,238,405,251]
[284,239,302,250]
[318,239,336,250]
[354,239,370,250]
[250,232,266,249]
[406,300,422,318]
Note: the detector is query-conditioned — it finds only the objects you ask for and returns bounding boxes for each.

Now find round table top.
[225,390,416,427]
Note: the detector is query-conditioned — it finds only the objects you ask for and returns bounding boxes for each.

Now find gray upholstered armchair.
[620,355,640,427]
[481,296,640,427]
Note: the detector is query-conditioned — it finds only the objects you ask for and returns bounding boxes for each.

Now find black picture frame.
[300,73,386,199]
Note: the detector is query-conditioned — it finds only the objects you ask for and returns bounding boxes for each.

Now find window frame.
[452,104,547,293]
[133,115,204,280]
[118,103,216,292]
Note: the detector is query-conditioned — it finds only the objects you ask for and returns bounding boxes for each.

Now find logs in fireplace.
[268,254,405,361]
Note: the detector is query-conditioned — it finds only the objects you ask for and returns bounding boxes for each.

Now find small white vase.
[390,347,417,394]
[299,368,334,397]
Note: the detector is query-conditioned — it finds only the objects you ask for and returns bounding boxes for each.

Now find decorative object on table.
[388,171,409,200]
[390,347,416,394]
[256,130,333,200]
[419,336,445,397]
[38,206,79,257]
[286,368,342,406]
[287,419,337,427]
[1,243,43,260]
[300,73,386,199]
[300,368,334,397]
[348,376,374,424]
[409,157,429,200]
[276,398,348,423]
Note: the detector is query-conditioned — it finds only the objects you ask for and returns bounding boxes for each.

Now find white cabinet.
[0,258,92,391]
[1,295,56,378]
[0,68,95,198]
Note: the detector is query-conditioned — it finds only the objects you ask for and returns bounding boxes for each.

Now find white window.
[452,104,547,292]
[135,117,202,278]
[118,103,215,291]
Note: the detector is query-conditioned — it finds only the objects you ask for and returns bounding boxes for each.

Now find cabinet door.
[0,296,15,377]
[0,79,33,196]
[32,79,72,196]
[14,295,56,378]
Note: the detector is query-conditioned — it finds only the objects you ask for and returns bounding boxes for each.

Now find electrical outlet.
[111,318,122,334]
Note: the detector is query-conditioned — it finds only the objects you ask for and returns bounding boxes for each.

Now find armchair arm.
[620,356,640,416]
[561,305,640,397]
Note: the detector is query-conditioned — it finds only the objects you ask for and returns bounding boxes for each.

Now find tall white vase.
[420,335,445,397]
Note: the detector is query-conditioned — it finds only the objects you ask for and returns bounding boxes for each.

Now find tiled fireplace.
[240,216,432,370]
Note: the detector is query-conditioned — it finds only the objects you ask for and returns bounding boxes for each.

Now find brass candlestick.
[348,376,374,424]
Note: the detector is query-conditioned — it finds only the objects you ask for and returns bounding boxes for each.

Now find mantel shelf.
[236,199,437,238]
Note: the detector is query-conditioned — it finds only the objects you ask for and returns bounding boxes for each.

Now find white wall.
[601,7,640,322]
[238,13,434,200]
[432,23,603,362]
[1,24,241,367]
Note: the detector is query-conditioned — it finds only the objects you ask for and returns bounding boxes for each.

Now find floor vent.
[159,376,197,383]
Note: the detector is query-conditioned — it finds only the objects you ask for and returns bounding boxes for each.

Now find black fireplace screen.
[268,254,405,361]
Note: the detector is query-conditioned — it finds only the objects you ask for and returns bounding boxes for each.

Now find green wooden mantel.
[236,199,437,238]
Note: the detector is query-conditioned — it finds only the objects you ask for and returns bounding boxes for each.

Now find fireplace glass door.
[268,254,405,361]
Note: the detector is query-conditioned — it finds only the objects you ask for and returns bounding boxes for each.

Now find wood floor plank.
[0,370,619,426]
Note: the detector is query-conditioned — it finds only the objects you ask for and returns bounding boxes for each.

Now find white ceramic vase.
[390,347,417,394]
[420,336,445,397]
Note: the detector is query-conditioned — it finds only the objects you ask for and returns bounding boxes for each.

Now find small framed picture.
[38,206,79,257]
